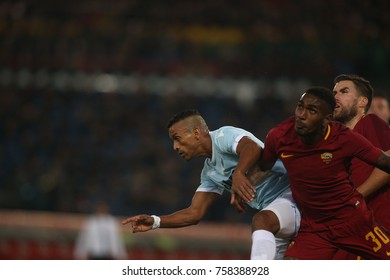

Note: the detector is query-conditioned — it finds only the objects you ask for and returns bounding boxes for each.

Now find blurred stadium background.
[0,0,389,259]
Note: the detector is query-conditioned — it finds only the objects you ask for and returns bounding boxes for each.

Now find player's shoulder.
[359,113,390,128]
[330,120,348,131]
[330,121,371,145]
[214,126,263,145]
[211,126,242,142]
[329,121,352,137]
[217,125,239,131]
[355,114,390,147]
[214,125,252,137]
[353,114,390,137]
[217,125,247,132]
[364,113,385,122]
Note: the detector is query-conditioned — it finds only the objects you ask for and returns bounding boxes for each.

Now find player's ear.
[322,113,333,129]
[325,113,334,121]
[358,96,368,110]
[193,127,201,139]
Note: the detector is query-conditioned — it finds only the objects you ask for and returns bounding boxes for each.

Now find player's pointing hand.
[121,215,154,233]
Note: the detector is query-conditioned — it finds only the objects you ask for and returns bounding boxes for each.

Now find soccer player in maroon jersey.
[333,74,390,234]
[332,74,390,259]
[232,86,390,259]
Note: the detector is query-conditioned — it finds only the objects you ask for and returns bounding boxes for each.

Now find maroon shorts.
[285,200,390,260]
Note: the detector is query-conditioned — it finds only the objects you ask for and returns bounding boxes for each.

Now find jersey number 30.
[365,226,390,252]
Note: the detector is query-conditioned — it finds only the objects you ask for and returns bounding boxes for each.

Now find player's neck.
[203,134,213,158]
[345,112,365,129]
[300,126,328,146]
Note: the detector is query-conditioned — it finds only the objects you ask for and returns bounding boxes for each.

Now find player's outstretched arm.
[122,192,220,233]
[375,150,390,174]
[357,150,390,197]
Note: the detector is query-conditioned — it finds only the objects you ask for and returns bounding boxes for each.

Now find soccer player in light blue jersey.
[122,109,300,259]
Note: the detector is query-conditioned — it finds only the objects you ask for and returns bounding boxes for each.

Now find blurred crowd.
[0,0,389,85]
[0,0,389,222]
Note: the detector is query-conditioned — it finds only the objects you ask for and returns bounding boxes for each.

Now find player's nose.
[296,109,306,119]
[173,142,180,151]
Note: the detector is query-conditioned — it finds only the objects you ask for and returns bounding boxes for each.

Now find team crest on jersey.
[321,152,333,164]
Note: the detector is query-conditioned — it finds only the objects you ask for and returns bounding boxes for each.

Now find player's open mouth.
[295,120,304,128]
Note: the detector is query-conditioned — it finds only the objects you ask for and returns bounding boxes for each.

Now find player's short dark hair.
[305,86,336,114]
[167,109,201,129]
[334,74,373,112]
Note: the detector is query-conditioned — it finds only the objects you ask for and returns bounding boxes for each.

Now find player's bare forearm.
[160,192,219,228]
[232,137,261,202]
[357,168,390,197]
[376,151,390,174]
[235,137,262,176]
[159,208,202,228]
[122,192,219,233]
[247,165,270,186]
[121,210,199,233]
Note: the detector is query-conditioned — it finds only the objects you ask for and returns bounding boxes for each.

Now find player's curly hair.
[305,86,336,114]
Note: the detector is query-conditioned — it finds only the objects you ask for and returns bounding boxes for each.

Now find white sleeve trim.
[196,186,224,195]
[232,134,246,153]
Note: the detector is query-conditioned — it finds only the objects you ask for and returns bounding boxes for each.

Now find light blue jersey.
[196,126,290,210]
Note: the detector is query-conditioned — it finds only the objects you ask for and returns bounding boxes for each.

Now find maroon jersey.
[351,114,390,187]
[352,113,390,229]
[262,117,382,226]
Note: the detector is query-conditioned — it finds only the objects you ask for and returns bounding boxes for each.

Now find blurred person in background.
[332,74,390,259]
[74,201,128,260]
[367,93,390,124]
[122,109,300,260]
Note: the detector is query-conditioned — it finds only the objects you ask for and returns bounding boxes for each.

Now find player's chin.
[183,154,193,161]
[294,127,306,136]
[333,107,341,116]
[179,152,190,160]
